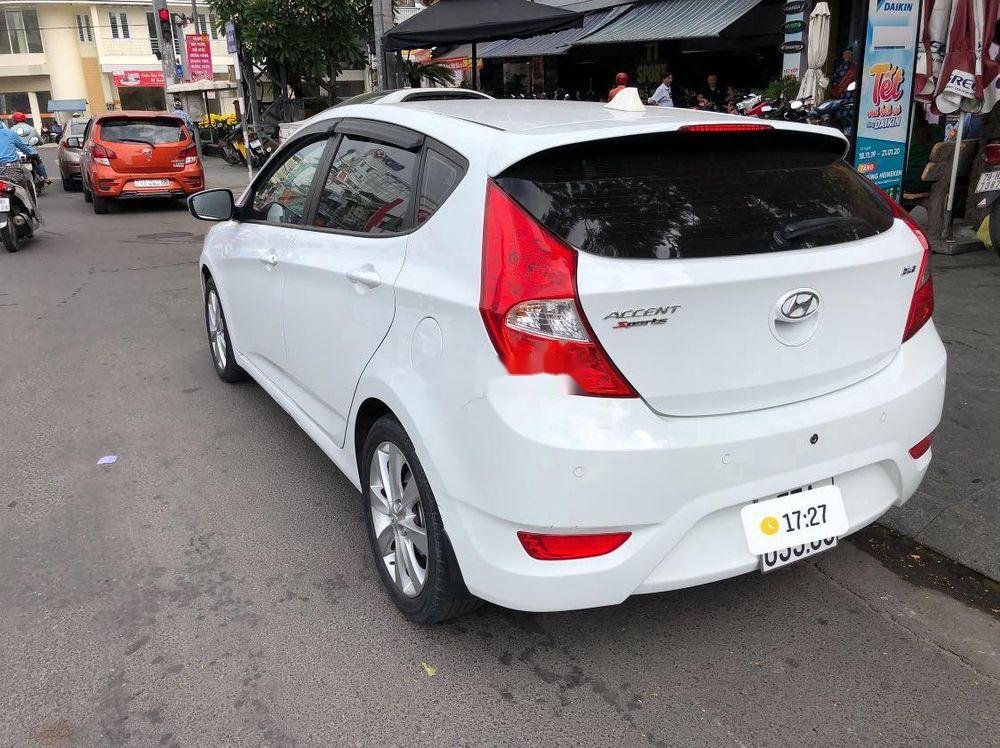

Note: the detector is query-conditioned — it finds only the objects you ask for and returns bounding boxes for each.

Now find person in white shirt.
[648,72,674,107]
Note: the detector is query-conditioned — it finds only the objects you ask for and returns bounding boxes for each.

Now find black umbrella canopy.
[383,0,583,50]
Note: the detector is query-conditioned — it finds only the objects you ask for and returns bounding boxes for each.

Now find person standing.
[171,100,201,159]
[608,72,630,102]
[700,73,726,110]
[647,72,674,107]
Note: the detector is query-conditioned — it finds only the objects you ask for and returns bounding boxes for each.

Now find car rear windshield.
[495,130,894,260]
[99,117,185,144]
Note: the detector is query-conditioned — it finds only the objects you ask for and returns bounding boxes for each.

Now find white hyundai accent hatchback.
[190,99,946,622]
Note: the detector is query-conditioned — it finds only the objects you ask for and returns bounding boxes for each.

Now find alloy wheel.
[369,441,428,597]
[206,290,227,370]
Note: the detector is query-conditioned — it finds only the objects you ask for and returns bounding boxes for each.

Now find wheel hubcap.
[369,442,428,597]
[206,290,227,370]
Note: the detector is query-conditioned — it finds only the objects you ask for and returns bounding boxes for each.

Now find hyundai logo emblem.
[779,290,820,320]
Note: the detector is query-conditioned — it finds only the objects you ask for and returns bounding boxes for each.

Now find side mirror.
[847,81,857,93]
[188,188,235,222]
[65,136,82,148]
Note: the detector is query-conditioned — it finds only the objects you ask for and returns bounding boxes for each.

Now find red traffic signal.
[157,8,169,20]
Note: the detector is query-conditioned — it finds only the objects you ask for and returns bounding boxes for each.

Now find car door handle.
[259,253,278,268]
[346,267,382,289]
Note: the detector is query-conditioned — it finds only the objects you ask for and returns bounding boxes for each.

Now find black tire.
[92,193,109,214]
[203,278,248,383]
[361,416,481,623]
[83,183,93,203]
[61,176,74,191]
[1,218,18,252]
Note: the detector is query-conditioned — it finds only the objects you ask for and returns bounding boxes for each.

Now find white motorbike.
[0,163,42,252]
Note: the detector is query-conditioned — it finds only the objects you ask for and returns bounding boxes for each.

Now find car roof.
[306,98,847,176]
[396,99,731,134]
[94,110,178,121]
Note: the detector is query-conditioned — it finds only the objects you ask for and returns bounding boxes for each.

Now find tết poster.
[853,0,921,200]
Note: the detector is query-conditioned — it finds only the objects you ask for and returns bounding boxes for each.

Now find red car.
[79,111,203,214]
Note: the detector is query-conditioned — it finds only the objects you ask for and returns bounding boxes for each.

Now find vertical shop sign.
[780,0,808,79]
[186,33,214,81]
[853,0,921,199]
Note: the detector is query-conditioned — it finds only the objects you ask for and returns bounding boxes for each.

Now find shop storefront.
[477,0,864,105]
[112,70,167,110]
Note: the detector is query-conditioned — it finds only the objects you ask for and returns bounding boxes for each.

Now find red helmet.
[615,72,629,86]
[11,112,26,124]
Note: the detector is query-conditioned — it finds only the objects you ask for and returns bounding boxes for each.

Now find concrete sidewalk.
[882,248,1000,581]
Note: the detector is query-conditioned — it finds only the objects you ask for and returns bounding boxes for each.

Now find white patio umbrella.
[797,2,831,105]
[915,0,954,101]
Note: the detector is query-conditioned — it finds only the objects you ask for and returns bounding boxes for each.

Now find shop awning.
[480,4,632,58]
[576,0,765,45]
[384,0,583,51]
[46,99,87,113]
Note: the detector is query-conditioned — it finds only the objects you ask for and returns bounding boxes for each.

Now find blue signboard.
[853,0,921,200]
[225,21,238,55]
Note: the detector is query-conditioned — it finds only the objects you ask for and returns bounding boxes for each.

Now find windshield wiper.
[117,138,155,146]
[775,216,872,244]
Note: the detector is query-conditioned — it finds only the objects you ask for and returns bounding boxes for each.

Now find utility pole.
[151,0,179,108]
[372,0,385,90]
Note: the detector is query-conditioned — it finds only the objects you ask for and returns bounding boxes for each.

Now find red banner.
[113,70,165,88]
[186,33,213,81]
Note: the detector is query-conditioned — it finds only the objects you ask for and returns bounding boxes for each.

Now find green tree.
[210,0,369,102]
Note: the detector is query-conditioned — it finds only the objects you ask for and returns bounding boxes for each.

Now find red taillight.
[0,180,12,194]
[678,123,773,133]
[874,186,934,342]
[180,142,198,165]
[479,180,635,397]
[517,531,631,561]
[909,433,933,459]
[985,141,1000,165]
[93,143,116,166]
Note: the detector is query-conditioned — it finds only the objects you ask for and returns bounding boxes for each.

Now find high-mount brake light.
[678,123,774,133]
[479,181,636,397]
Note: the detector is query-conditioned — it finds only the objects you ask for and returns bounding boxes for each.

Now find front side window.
[313,134,417,234]
[247,139,327,225]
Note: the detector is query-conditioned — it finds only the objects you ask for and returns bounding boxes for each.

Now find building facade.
[0,0,237,126]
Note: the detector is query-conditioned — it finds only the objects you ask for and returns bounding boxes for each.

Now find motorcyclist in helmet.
[9,112,50,184]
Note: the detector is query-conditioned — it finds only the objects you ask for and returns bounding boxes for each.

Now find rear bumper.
[91,169,204,198]
[438,322,947,612]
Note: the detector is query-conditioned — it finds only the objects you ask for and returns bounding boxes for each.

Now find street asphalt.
[1,152,998,746]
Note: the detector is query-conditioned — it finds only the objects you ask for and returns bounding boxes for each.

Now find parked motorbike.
[0,164,42,252]
[219,126,276,169]
[41,121,62,144]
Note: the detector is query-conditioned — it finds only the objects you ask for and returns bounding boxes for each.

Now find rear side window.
[496,130,893,260]
[313,134,418,234]
[418,149,464,225]
[99,117,185,144]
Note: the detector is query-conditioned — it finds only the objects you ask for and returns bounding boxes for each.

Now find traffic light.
[151,0,173,56]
